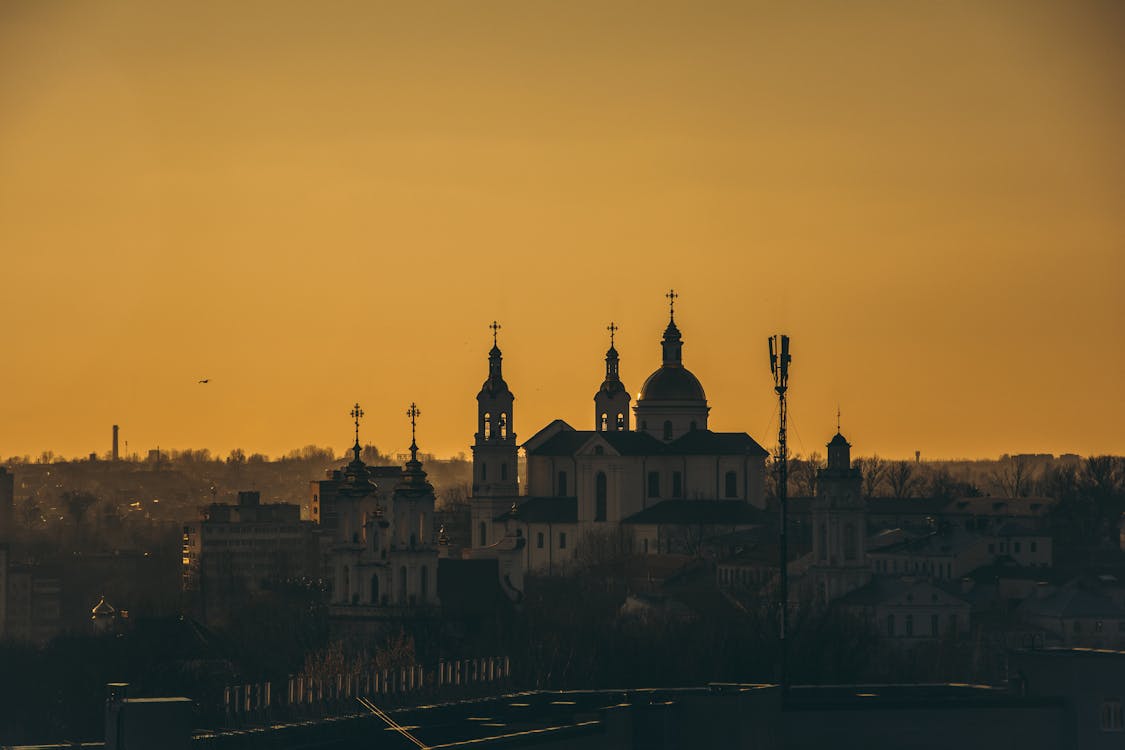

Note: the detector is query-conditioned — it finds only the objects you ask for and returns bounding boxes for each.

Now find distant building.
[840,576,971,643]
[0,467,13,543]
[182,491,319,620]
[4,561,61,644]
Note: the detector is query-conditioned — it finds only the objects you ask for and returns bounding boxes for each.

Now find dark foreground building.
[15,648,1125,750]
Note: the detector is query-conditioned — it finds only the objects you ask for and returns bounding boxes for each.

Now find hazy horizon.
[2,1,1123,461]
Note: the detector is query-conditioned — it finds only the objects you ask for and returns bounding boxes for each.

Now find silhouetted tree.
[854,455,889,497]
[989,455,1036,497]
[887,461,920,498]
[791,452,824,496]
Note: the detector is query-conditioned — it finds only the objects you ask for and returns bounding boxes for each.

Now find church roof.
[526,428,764,458]
[669,430,769,456]
[622,499,766,526]
[495,496,578,524]
[838,576,970,608]
[639,365,706,402]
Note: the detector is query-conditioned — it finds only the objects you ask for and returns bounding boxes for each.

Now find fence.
[218,656,512,726]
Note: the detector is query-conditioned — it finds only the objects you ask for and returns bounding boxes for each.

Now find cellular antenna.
[768,334,791,692]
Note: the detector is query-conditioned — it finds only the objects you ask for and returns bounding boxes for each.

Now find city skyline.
[1,1,1123,461]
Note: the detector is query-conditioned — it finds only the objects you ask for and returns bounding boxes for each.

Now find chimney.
[112,425,120,461]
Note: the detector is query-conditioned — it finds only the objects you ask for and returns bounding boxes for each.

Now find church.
[471,294,770,572]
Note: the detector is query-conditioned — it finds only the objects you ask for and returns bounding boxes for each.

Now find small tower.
[472,322,519,549]
[594,322,631,432]
[389,403,439,606]
[809,429,870,605]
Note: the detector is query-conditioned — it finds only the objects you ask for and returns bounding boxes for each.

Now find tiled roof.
[669,430,769,456]
[621,499,765,525]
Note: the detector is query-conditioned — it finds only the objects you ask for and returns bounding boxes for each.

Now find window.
[950,614,958,633]
[501,462,508,481]
[595,472,607,522]
[663,421,673,440]
[615,413,625,430]
[420,566,428,601]
[1000,542,1008,553]
[647,472,660,498]
[559,532,567,550]
[643,538,649,553]
[905,615,913,636]
[931,614,939,636]
[558,471,568,496]
[499,412,508,439]
[988,543,995,554]
[600,413,608,431]
[1030,541,1038,553]
[536,532,544,549]
[483,412,491,439]
[725,471,738,498]
[1101,699,1123,732]
[818,523,827,561]
[399,566,408,604]
[672,471,683,498]
[481,462,488,481]
[1014,541,1021,554]
[479,522,487,547]
[342,566,350,602]
[887,614,896,637]
[1097,620,1105,633]
[844,522,857,560]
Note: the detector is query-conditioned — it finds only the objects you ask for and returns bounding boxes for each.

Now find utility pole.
[769,334,791,692]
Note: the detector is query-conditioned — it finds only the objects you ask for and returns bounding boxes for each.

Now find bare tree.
[854,455,888,497]
[792,452,824,497]
[989,455,1036,497]
[887,461,920,498]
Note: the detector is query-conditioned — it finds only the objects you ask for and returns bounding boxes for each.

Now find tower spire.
[836,405,841,434]
[666,288,678,322]
[349,402,364,461]
[406,402,421,462]
[490,320,501,348]
[607,321,618,348]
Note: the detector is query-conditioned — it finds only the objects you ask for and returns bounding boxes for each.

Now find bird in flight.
[198,378,210,384]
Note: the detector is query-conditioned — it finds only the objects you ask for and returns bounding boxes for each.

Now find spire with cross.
[666,289,678,321]
[349,402,364,462]
[607,321,618,348]
[406,402,421,461]
[490,320,501,348]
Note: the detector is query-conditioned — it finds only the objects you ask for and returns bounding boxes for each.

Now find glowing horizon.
[1,1,1122,462]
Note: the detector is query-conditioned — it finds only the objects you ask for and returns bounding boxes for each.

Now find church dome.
[640,365,706,401]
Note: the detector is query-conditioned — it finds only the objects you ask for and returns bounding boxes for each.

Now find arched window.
[481,462,488,481]
[600,413,608,431]
[420,566,428,601]
[663,420,673,440]
[557,471,567,496]
[725,470,738,498]
[616,413,625,431]
[536,532,544,549]
[419,513,426,544]
[501,462,508,481]
[595,471,607,522]
[483,412,492,439]
[844,523,857,560]
[594,446,604,456]
[499,412,508,439]
[479,522,487,547]
[399,566,408,604]
[410,532,417,548]
[370,575,379,605]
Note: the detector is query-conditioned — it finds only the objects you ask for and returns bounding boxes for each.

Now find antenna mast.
[768,334,791,691]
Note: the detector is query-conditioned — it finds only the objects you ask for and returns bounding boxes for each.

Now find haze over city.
[1,1,1122,462]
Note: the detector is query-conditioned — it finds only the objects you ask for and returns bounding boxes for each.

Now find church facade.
[471,299,769,573]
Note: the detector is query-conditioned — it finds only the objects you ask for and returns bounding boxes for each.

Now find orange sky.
[1,1,1123,462]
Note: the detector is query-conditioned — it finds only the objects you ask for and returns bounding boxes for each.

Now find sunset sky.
[1,1,1122,462]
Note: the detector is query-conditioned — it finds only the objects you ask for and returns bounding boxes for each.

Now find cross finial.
[836,405,841,433]
[406,402,421,460]
[666,289,678,320]
[350,402,364,458]
[490,320,501,347]
[607,321,618,347]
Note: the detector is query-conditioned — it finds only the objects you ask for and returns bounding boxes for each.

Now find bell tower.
[594,322,631,432]
[809,429,870,605]
[471,321,519,549]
